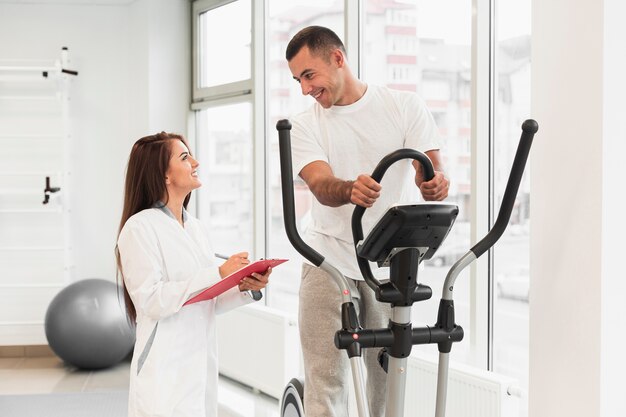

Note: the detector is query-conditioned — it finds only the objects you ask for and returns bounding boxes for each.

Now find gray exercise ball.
[45,278,135,370]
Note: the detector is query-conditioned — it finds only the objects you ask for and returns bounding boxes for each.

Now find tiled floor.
[0,356,280,417]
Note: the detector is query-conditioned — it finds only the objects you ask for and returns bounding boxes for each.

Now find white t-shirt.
[291,84,442,280]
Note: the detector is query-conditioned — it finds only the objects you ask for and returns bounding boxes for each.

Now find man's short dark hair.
[286,26,346,61]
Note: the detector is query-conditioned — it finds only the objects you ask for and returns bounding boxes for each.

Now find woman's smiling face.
[165,139,201,194]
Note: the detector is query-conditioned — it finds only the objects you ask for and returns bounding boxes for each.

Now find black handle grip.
[471,119,538,258]
[277,119,325,266]
[351,149,435,289]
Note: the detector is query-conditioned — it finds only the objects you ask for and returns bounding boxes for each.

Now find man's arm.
[412,149,449,201]
[299,161,381,208]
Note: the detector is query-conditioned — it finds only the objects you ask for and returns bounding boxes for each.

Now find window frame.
[192,0,254,103]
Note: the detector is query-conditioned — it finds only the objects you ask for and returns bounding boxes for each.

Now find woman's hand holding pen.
[218,251,250,278]
[215,251,272,292]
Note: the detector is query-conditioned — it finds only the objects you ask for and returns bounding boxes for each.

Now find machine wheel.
[280,377,305,417]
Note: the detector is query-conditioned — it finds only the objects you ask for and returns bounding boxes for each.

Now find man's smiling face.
[288,45,346,109]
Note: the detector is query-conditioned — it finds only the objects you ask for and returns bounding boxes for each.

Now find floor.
[0,356,280,417]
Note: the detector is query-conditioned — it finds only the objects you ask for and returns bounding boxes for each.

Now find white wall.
[600,1,626,415]
[530,1,626,416]
[0,0,191,339]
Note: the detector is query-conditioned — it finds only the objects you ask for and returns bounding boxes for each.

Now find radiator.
[216,303,301,399]
[403,353,520,417]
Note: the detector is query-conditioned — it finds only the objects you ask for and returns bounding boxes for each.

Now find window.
[191,3,532,397]
[265,0,345,313]
[493,0,532,415]
[198,0,250,88]
[363,0,473,362]
[192,0,256,259]
[195,101,254,256]
[193,0,252,101]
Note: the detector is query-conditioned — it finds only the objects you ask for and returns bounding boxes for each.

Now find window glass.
[198,0,251,88]
[266,0,344,313]
[493,0,532,415]
[363,0,472,362]
[195,102,254,257]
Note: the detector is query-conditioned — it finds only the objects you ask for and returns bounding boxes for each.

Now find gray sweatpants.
[299,263,392,417]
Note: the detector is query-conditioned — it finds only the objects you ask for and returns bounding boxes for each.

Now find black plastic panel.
[357,203,459,264]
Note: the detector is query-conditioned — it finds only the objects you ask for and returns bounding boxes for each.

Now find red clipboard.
[183,258,287,306]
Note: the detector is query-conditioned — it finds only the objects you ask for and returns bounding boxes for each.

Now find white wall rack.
[0,47,78,345]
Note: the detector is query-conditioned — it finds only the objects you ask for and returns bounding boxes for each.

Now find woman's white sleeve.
[215,286,254,315]
[118,222,220,320]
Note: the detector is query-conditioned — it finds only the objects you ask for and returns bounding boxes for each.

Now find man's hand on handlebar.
[417,170,449,201]
[413,150,449,201]
[350,174,382,208]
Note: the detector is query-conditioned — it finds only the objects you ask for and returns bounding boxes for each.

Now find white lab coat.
[117,207,253,417]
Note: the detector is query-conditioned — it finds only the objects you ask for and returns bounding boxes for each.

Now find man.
[286,26,449,417]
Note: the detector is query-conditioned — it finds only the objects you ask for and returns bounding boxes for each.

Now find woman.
[115,132,270,417]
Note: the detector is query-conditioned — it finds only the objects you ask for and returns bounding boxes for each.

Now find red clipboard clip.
[183,258,287,306]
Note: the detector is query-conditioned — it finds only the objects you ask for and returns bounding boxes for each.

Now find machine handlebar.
[351,149,435,290]
[470,119,538,258]
[277,119,325,266]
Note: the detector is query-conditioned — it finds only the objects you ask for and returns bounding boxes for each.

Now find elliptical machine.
[277,119,538,417]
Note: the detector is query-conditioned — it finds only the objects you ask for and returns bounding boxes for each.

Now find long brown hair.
[115,132,192,323]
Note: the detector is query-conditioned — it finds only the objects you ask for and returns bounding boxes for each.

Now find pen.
[214,253,229,260]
